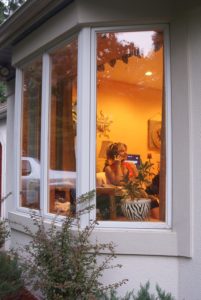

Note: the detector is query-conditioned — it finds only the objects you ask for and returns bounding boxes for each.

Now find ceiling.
[98,48,163,90]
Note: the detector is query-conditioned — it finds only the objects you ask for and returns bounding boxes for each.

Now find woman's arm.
[132,163,139,178]
[105,161,124,185]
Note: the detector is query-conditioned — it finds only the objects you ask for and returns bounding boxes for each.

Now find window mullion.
[163,25,172,227]
[77,28,92,227]
[40,54,51,215]
[89,28,97,221]
[14,68,23,211]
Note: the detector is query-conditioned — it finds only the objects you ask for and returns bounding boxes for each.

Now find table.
[96,185,123,220]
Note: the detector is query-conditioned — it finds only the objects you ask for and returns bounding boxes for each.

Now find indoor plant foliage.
[21,191,127,300]
[121,161,154,221]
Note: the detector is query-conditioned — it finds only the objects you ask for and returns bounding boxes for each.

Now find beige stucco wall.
[177,5,201,300]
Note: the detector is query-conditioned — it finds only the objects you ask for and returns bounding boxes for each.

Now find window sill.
[91,227,178,256]
[8,211,191,257]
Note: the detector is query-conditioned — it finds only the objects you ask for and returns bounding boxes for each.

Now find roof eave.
[0,0,74,81]
[0,0,74,48]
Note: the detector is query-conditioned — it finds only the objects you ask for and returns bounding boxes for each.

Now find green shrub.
[100,281,175,300]
[0,193,24,299]
[155,284,174,300]
[0,220,9,248]
[21,191,127,300]
[133,282,174,300]
[0,193,12,248]
[0,252,23,299]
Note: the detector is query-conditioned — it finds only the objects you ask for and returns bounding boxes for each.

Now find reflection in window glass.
[49,38,77,215]
[21,58,42,209]
[96,31,165,222]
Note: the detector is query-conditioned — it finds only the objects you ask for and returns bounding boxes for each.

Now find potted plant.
[121,160,154,221]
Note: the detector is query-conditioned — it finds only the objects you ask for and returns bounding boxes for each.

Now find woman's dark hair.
[106,143,119,160]
[106,142,127,160]
[104,142,127,171]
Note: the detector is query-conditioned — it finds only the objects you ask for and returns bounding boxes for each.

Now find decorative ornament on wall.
[0,64,14,81]
[148,120,161,151]
[97,110,113,138]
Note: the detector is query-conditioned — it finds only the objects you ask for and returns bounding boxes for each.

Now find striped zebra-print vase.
[121,199,151,221]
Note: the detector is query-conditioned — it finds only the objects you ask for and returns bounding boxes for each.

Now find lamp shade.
[98,140,112,158]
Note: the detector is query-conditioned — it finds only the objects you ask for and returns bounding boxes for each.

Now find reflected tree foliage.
[0,0,26,23]
[97,31,163,72]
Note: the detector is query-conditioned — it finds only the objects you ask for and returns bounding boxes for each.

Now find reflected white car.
[21,156,76,204]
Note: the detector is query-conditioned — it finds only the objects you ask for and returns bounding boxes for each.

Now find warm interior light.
[145,71,152,76]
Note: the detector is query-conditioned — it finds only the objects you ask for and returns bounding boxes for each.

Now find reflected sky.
[116,31,155,57]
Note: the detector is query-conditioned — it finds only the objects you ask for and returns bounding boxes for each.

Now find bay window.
[17,26,171,228]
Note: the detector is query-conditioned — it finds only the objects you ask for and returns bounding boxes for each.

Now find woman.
[104,142,159,219]
[104,143,138,185]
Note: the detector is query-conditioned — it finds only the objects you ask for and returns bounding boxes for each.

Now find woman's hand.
[114,154,122,162]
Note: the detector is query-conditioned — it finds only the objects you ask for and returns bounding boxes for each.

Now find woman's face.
[117,144,127,160]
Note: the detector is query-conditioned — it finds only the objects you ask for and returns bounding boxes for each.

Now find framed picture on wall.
[148,120,161,151]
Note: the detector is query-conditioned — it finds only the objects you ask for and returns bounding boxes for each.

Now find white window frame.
[14,36,82,221]
[14,58,43,215]
[90,25,172,229]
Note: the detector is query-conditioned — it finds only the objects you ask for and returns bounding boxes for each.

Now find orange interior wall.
[97,78,162,173]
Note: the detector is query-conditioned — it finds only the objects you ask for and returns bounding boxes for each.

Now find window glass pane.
[96,31,165,222]
[21,58,42,209]
[49,38,77,215]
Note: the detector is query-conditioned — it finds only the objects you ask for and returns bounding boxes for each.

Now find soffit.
[0,47,12,65]
[173,0,201,11]
[0,0,74,81]
[0,0,200,50]
[0,0,74,48]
